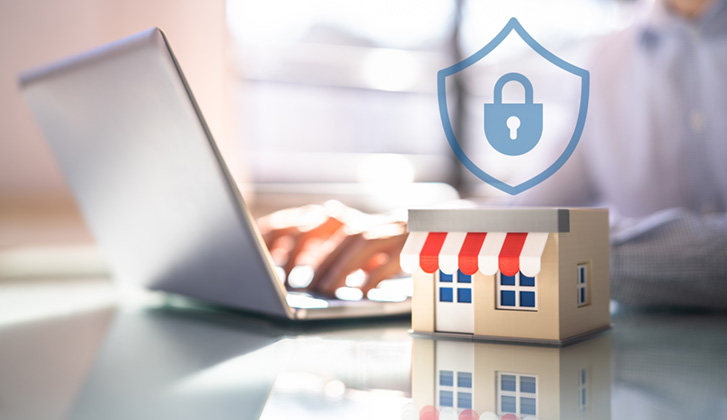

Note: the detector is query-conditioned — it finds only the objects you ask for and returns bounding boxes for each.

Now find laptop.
[19,27,411,320]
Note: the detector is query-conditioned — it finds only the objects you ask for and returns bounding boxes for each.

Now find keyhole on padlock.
[507,116,520,140]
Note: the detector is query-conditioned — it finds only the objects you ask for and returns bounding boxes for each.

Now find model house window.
[577,263,589,307]
[578,368,589,411]
[439,270,472,304]
[438,370,473,410]
[496,271,537,310]
[497,372,537,417]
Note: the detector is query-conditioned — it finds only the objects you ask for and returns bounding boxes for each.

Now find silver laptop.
[19,27,411,320]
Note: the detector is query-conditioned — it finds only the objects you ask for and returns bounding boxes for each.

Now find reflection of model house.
[411,335,612,419]
[401,208,610,345]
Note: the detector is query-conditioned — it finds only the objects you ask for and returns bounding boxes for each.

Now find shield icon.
[438,18,589,195]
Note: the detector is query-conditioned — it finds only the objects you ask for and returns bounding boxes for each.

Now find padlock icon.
[484,72,543,156]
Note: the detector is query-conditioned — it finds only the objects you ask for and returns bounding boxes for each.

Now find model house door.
[435,270,474,334]
[435,339,475,412]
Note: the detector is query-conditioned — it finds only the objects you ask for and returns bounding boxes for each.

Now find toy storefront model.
[400,208,610,345]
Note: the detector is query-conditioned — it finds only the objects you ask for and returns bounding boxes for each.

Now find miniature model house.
[409,334,612,419]
[400,208,610,345]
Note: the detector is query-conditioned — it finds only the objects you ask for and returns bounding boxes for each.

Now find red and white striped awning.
[400,232,549,277]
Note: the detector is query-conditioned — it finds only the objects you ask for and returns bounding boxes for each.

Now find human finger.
[312,232,406,296]
[360,241,407,295]
[261,226,299,252]
[257,204,326,248]
[305,232,364,293]
[283,215,345,275]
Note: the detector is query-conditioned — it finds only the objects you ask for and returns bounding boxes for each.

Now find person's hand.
[257,201,408,297]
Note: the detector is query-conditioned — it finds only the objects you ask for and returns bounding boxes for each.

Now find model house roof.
[402,208,608,280]
[407,208,571,233]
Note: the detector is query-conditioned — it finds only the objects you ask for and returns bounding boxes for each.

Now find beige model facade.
[400,208,610,345]
[410,334,612,419]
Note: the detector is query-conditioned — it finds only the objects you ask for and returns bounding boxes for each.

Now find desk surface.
[1,276,726,420]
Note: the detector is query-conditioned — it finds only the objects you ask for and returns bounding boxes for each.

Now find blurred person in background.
[260,0,727,309]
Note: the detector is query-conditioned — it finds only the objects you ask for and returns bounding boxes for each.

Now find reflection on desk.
[1,279,727,420]
[610,308,727,419]
[409,335,611,419]
[67,308,281,419]
[64,304,412,420]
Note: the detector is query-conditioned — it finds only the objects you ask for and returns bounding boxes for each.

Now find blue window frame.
[520,291,535,308]
[501,273,516,286]
[520,376,536,393]
[578,368,589,410]
[520,274,535,287]
[498,372,537,417]
[501,290,516,307]
[440,390,453,407]
[439,369,472,411]
[458,288,472,303]
[501,374,516,392]
[497,271,537,311]
[521,397,536,415]
[577,263,589,307]
[458,392,472,409]
[501,395,516,413]
[440,287,453,302]
[439,269,473,304]
[440,370,453,386]
[457,372,472,388]
[457,270,472,283]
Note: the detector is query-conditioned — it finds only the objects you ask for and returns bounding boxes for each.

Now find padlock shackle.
[493,72,534,104]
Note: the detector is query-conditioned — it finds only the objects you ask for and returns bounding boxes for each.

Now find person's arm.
[610,209,727,310]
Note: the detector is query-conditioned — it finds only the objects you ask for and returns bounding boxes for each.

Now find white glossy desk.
[1,275,726,420]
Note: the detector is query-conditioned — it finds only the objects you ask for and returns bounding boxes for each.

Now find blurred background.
[0,0,636,260]
[225,0,636,212]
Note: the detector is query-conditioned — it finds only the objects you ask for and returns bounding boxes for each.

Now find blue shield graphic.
[438,18,589,195]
